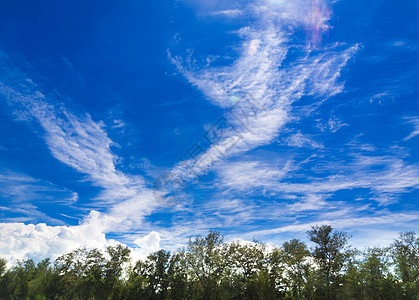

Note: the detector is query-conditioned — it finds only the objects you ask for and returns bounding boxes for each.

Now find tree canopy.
[0,227,417,299]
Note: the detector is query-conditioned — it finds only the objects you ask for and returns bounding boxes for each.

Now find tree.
[268,246,286,298]
[186,231,226,300]
[0,230,417,299]
[0,258,6,276]
[146,249,171,300]
[167,250,188,300]
[390,231,419,299]
[282,239,311,299]
[54,247,107,299]
[104,244,131,298]
[6,259,38,299]
[27,258,60,299]
[224,241,275,299]
[307,225,349,299]
[126,259,152,299]
[0,257,7,298]
[340,248,364,299]
[360,247,403,300]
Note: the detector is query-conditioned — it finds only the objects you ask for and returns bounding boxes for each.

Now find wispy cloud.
[317,114,348,133]
[404,117,419,141]
[209,9,243,17]
[241,212,419,243]
[0,0,416,263]
[0,56,160,260]
[281,131,324,149]
[167,0,358,191]
[216,153,419,207]
[0,59,153,208]
[0,170,77,205]
[217,159,294,192]
[0,169,79,224]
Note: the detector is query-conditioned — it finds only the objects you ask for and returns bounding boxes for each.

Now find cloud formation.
[0,57,160,261]
[168,0,357,191]
[0,0,417,262]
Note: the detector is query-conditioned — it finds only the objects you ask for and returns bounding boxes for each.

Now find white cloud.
[1,0,413,262]
[0,60,160,260]
[243,212,419,238]
[0,63,157,210]
[0,215,110,263]
[248,39,261,56]
[1,86,134,195]
[260,0,332,45]
[369,91,395,104]
[0,170,79,224]
[404,117,419,141]
[210,9,243,17]
[168,0,358,189]
[0,211,164,263]
[217,160,293,191]
[134,231,161,249]
[0,170,77,206]
[317,114,348,133]
[216,154,419,207]
[231,212,419,249]
[282,131,324,149]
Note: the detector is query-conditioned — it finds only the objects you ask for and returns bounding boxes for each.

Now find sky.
[0,0,418,262]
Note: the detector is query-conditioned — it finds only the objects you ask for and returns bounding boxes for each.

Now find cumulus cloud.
[0,211,164,263]
[0,213,111,263]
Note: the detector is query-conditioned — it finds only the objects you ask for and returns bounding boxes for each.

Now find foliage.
[0,228,417,299]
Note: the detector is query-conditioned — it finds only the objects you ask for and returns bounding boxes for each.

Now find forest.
[0,225,417,300]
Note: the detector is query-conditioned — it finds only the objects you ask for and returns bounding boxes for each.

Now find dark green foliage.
[390,231,419,299]
[0,228,417,299]
[281,239,311,299]
[307,225,349,299]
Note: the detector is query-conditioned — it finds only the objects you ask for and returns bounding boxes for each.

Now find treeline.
[0,225,417,300]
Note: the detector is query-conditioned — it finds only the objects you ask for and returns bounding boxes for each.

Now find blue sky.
[0,0,418,261]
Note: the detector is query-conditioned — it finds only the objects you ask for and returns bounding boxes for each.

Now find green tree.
[147,249,171,300]
[167,250,188,300]
[360,247,402,300]
[186,231,226,300]
[0,257,7,298]
[307,225,349,299]
[27,258,61,300]
[54,247,107,299]
[282,239,311,299]
[104,244,131,298]
[7,259,37,299]
[340,248,364,299]
[268,246,286,298]
[390,231,419,299]
[224,241,275,299]
[125,259,152,299]
[0,229,418,299]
